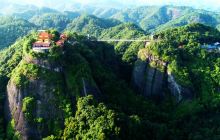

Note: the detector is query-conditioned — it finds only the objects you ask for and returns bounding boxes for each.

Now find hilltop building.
[56,34,68,47]
[33,30,67,53]
[33,31,53,52]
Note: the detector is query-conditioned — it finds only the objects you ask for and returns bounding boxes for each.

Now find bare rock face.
[132,60,147,94]
[5,71,64,140]
[132,58,192,101]
[4,55,102,139]
[167,72,194,101]
[132,59,166,99]
[5,80,40,140]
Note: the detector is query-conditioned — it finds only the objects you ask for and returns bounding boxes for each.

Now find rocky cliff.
[4,54,101,139]
[132,49,192,102]
[132,57,167,100]
[4,59,67,139]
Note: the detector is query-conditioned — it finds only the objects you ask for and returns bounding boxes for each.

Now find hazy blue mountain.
[92,8,120,18]
[0,3,38,15]
[12,7,60,20]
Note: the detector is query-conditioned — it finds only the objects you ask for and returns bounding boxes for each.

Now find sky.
[1,0,220,10]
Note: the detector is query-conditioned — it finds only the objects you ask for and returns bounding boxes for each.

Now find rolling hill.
[65,14,121,37]
[29,12,79,31]
[108,6,220,32]
[0,16,36,49]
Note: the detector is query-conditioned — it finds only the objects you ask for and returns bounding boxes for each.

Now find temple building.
[56,34,68,47]
[33,31,53,52]
[33,30,67,53]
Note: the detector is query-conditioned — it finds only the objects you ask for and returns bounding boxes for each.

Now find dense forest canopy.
[0,23,219,139]
[0,3,220,140]
[2,5,220,50]
[0,17,36,49]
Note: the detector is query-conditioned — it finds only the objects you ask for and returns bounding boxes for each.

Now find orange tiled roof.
[39,32,52,40]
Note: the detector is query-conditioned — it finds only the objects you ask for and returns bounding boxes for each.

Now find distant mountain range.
[98,5,220,32]
[1,4,220,32]
[1,4,220,49]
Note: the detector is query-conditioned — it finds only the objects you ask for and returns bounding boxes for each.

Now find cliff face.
[132,53,192,102]
[4,55,101,139]
[5,65,66,139]
[167,73,192,101]
[5,79,64,139]
[5,80,35,140]
[132,59,167,99]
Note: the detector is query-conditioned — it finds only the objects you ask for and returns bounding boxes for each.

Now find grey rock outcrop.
[132,56,193,101]
[132,59,166,99]
[5,55,103,139]
[5,77,65,140]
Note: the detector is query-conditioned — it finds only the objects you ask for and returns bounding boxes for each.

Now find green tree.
[63,95,120,140]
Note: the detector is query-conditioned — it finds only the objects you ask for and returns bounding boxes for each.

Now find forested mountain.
[108,6,220,32]
[60,4,220,32]
[29,13,76,31]
[65,15,121,37]
[66,15,146,64]
[155,10,220,31]
[111,6,172,31]
[0,2,220,139]
[0,17,36,49]
[2,4,220,33]
[0,30,149,139]
[1,4,220,51]
[0,11,80,50]
[0,23,219,140]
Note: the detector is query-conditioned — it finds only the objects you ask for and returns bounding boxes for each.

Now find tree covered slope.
[2,5,220,51]
[108,6,220,32]
[0,17,36,49]
[29,13,78,31]
[0,23,219,140]
[65,15,147,64]
[0,4,220,139]
[65,15,121,37]
[155,11,220,32]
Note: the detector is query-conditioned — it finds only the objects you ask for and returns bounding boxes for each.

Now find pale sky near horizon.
[2,0,220,10]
